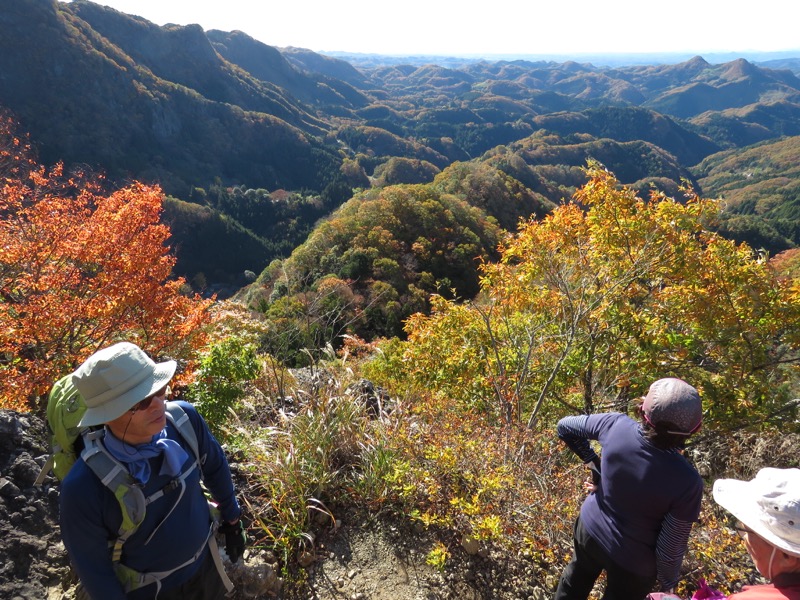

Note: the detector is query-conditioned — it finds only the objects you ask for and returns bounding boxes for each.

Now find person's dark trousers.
[554,516,656,600]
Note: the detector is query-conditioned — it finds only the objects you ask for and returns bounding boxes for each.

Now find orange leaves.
[0,117,212,411]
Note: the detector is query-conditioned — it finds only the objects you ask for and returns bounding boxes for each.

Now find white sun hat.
[72,341,176,427]
[713,467,800,558]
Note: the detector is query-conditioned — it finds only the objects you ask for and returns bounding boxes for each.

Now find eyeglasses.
[735,522,753,539]
[129,385,169,413]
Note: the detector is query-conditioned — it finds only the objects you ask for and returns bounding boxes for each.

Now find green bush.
[189,337,260,440]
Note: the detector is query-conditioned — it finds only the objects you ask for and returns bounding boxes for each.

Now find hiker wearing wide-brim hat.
[59,341,246,600]
[554,377,704,600]
[713,468,800,598]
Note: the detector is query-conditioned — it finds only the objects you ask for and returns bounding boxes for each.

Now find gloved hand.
[218,519,246,563]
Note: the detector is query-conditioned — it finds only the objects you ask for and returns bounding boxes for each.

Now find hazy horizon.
[321,48,800,62]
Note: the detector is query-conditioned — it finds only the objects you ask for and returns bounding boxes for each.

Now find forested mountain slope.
[3,0,800,292]
[691,135,800,253]
[0,0,341,194]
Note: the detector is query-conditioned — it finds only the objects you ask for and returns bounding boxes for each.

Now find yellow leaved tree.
[371,164,800,432]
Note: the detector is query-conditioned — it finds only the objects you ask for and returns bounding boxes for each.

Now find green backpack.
[36,374,87,482]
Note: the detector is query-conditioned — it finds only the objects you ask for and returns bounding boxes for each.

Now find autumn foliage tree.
[244,182,503,361]
[0,115,213,411]
[370,164,800,431]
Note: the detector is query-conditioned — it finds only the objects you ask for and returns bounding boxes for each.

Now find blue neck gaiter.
[103,427,190,484]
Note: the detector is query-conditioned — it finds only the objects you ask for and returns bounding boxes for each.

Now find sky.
[64,0,800,58]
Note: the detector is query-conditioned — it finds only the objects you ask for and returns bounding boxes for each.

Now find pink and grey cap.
[642,377,702,435]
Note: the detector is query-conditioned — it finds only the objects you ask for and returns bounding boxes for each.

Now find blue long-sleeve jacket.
[557,413,702,590]
[59,401,241,600]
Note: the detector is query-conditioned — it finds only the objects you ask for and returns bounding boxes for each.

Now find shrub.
[189,337,260,440]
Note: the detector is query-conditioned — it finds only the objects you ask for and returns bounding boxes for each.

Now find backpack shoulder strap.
[81,430,147,540]
[80,426,199,565]
[165,402,200,464]
[78,404,213,588]
[78,404,201,530]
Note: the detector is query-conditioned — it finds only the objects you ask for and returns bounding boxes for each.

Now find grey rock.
[0,478,21,498]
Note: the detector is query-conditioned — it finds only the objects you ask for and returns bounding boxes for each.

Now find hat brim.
[713,477,800,558]
[78,360,176,427]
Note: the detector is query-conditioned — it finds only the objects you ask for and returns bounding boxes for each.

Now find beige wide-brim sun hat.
[72,341,176,427]
[713,467,800,558]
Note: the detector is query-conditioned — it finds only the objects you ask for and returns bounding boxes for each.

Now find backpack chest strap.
[114,520,218,595]
[144,459,199,505]
[82,430,201,538]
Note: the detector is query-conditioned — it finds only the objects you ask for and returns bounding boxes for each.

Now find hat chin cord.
[768,545,777,581]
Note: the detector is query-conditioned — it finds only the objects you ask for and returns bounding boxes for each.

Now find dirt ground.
[298,511,547,600]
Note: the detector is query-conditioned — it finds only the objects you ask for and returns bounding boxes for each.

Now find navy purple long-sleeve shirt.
[557,413,702,590]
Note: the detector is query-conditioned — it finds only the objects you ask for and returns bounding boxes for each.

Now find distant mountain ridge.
[326,50,800,70]
[351,55,800,120]
[0,0,341,193]
[4,1,799,193]
[3,0,800,289]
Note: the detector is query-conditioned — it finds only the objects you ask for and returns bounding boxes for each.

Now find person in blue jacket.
[59,341,246,600]
[554,377,704,600]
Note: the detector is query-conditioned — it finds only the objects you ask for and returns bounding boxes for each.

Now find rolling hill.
[3,0,800,292]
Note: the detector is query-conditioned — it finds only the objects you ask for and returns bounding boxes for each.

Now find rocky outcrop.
[0,410,71,600]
